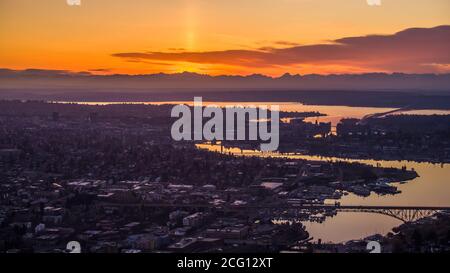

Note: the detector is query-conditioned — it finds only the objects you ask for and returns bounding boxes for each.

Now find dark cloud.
[112,26,450,73]
[273,40,301,47]
[0,68,92,76]
[88,68,112,73]
[167,48,186,51]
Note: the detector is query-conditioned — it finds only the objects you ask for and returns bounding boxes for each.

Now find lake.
[63,100,450,243]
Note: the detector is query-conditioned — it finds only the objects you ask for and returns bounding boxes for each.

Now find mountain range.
[1,69,450,92]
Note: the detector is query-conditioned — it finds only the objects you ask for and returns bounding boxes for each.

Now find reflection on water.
[197,143,450,207]
[302,212,403,243]
[62,100,450,243]
[62,100,450,126]
[197,143,450,243]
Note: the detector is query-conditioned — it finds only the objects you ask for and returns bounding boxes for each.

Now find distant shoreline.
[2,89,450,110]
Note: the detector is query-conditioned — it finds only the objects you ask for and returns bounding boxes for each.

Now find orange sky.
[0,0,449,76]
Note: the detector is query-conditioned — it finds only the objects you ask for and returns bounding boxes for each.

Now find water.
[57,101,382,127]
[60,101,450,127]
[303,212,403,243]
[184,101,449,243]
[60,100,450,243]
[197,143,450,243]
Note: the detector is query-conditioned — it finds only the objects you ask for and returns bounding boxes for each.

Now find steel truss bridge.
[330,206,446,223]
[100,202,450,223]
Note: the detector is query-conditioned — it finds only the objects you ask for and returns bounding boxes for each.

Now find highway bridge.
[99,202,450,223]
[359,106,414,124]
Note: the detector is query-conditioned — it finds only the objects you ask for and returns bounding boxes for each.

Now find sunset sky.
[1,0,449,76]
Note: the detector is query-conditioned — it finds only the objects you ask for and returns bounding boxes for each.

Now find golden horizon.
[1,0,449,76]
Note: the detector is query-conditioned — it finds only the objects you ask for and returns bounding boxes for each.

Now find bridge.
[99,202,450,223]
[330,205,444,223]
[359,106,413,125]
